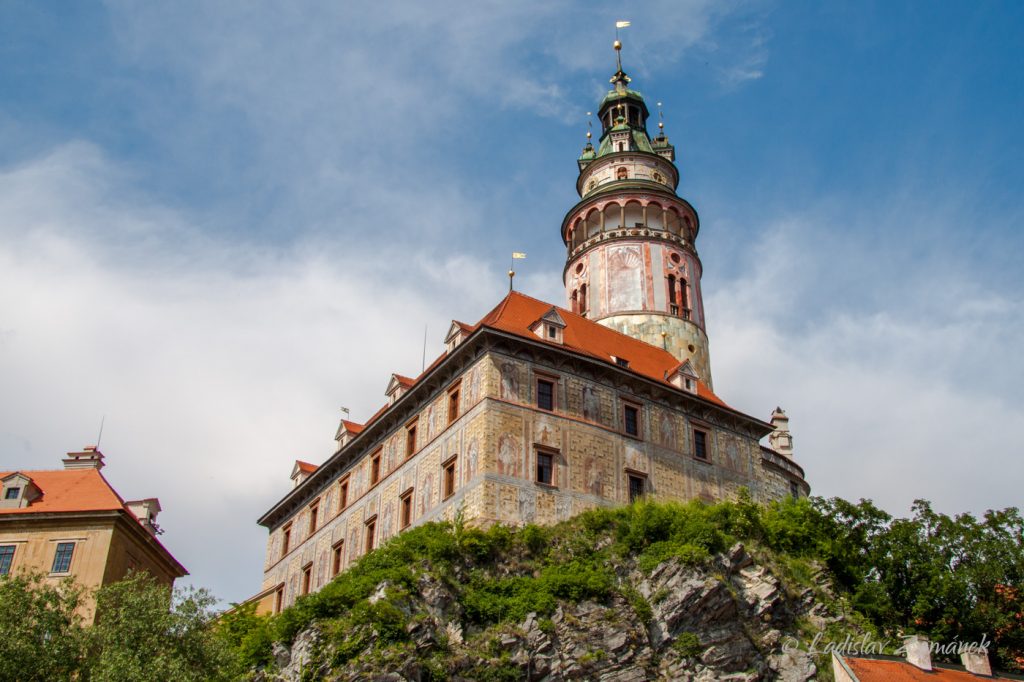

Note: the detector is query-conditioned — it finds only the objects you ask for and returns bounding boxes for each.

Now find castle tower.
[562,41,713,388]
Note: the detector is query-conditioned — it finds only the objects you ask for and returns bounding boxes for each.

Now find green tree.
[0,572,86,682]
[84,571,236,682]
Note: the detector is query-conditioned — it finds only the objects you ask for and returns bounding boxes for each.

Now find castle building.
[251,44,809,615]
[0,447,188,623]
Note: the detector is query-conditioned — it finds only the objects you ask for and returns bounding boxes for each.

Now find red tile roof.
[844,657,1004,681]
[477,291,728,407]
[340,420,364,434]
[0,469,126,515]
[294,460,318,474]
[349,291,735,435]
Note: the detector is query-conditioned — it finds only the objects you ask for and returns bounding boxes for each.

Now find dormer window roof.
[290,460,318,489]
[334,419,365,447]
[385,373,415,405]
[444,320,472,353]
[667,360,700,394]
[0,472,41,509]
[530,307,566,345]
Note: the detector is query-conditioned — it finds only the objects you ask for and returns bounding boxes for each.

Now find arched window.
[571,289,579,313]
[616,167,628,180]
[579,283,588,315]
[667,275,677,305]
[680,278,689,313]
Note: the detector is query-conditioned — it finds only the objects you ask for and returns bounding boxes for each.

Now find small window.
[443,458,457,499]
[4,487,19,500]
[332,541,344,577]
[579,284,588,315]
[615,357,630,368]
[537,379,555,411]
[338,478,349,511]
[628,474,645,503]
[370,451,381,485]
[536,452,553,485]
[623,404,640,437]
[309,500,319,535]
[790,481,800,499]
[51,542,75,574]
[282,524,292,556]
[365,518,377,554]
[0,545,14,575]
[406,422,418,458]
[401,490,413,529]
[694,429,709,461]
[301,564,312,596]
[274,585,284,613]
[448,388,460,424]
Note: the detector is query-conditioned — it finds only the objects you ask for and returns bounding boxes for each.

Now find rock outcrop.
[257,543,840,681]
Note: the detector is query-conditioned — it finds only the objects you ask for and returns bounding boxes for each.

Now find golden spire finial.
[586,112,593,141]
[614,20,630,73]
[657,101,665,135]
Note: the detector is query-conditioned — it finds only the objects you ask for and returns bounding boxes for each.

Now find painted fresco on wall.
[694,466,718,503]
[585,456,605,496]
[518,488,537,524]
[465,438,479,483]
[625,444,647,473]
[582,385,600,422]
[419,471,434,517]
[535,415,557,447]
[381,499,395,540]
[499,362,520,400]
[497,432,521,477]
[658,410,677,450]
[723,437,742,473]
[348,525,359,562]
[556,495,572,522]
[608,245,644,311]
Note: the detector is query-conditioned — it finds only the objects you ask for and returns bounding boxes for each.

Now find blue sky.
[1,1,1021,604]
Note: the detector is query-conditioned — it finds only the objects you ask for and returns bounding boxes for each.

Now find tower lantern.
[562,41,712,387]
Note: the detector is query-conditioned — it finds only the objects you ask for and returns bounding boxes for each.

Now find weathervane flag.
[512,252,527,259]
[616,20,631,28]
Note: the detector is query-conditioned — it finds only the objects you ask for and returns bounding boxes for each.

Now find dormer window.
[1,473,40,509]
[444,320,471,353]
[613,356,630,368]
[5,488,19,500]
[530,307,566,345]
[667,360,700,394]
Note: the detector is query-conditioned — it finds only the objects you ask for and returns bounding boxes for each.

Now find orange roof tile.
[393,374,415,388]
[478,291,729,407]
[294,461,318,474]
[844,657,1005,681]
[340,420,364,434]
[0,469,125,515]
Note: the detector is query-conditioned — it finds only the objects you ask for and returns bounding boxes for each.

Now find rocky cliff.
[255,515,857,682]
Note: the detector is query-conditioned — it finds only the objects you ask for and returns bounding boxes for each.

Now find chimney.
[62,446,105,470]
[904,635,932,671]
[125,498,162,535]
[961,646,993,677]
[768,408,794,457]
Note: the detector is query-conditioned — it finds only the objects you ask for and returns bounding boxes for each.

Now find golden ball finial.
[613,39,622,51]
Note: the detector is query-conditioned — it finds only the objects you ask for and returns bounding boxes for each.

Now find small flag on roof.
[512,252,527,259]
[616,20,631,28]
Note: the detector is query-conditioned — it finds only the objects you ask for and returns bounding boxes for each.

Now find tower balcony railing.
[568,226,690,259]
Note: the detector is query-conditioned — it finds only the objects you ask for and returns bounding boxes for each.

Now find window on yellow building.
[443,457,457,499]
[0,545,14,575]
[51,542,74,574]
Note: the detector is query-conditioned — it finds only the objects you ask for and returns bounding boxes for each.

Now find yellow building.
[0,447,188,623]
[250,43,809,615]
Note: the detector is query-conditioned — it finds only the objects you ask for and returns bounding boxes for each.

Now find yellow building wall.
[260,349,806,610]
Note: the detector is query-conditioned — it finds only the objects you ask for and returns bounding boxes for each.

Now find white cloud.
[0,143,505,601]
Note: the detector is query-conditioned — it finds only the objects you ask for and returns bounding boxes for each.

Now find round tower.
[562,42,713,387]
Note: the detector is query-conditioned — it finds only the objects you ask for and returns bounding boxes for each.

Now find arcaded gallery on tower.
[248,46,809,614]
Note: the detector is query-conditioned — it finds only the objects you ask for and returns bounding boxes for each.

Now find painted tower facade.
[563,45,712,387]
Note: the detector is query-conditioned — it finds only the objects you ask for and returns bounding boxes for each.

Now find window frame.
[627,472,647,504]
[308,498,320,535]
[534,447,557,487]
[405,419,418,459]
[0,545,14,575]
[51,542,75,574]
[301,562,313,596]
[621,400,642,439]
[399,488,414,529]
[331,540,344,577]
[535,375,556,412]
[442,456,457,500]
[337,476,350,513]
[281,523,293,557]
[692,426,710,462]
[448,382,461,424]
[370,449,382,486]
[4,487,20,500]
[364,516,377,554]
